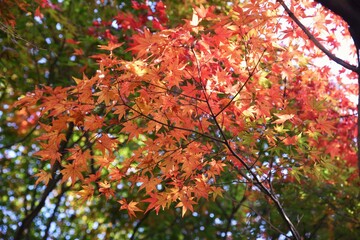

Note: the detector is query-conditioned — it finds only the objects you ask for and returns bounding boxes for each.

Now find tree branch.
[277,0,359,73]
[246,205,288,237]
[14,174,62,240]
[14,122,74,240]
[0,124,38,150]
[191,44,301,240]
[279,0,360,177]
[130,211,151,240]
[221,192,247,240]
[43,184,68,240]
[118,99,226,144]
[215,52,261,117]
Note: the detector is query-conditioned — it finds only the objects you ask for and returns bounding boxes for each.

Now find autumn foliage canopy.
[15,0,357,220]
[6,0,360,239]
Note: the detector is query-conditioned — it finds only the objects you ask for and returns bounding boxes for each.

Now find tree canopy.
[1,0,360,239]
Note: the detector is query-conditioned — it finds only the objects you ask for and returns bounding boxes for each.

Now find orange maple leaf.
[61,163,84,185]
[176,196,196,217]
[98,42,123,51]
[142,192,161,214]
[138,177,162,194]
[84,115,104,131]
[118,199,143,218]
[95,134,118,154]
[34,170,52,185]
[210,186,224,201]
[98,181,115,199]
[283,135,298,146]
[74,48,84,56]
[194,5,208,18]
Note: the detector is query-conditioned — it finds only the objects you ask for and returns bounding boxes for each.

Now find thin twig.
[190,43,301,240]
[130,211,151,240]
[215,52,262,117]
[0,124,39,150]
[222,191,247,240]
[246,205,289,237]
[117,92,226,144]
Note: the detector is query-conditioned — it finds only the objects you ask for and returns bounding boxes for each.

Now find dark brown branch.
[43,184,68,240]
[279,0,360,176]
[222,192,247,240]
[226,142,301,239]
[277,0,359,73]
[14,174,62,240]
[14,122,74,240]
[313,0,360,68]
[119,98,226,144]
[0,22,45,50]
[130,211,151,240]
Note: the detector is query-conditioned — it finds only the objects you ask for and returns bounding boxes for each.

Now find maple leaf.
[176,195,196,217]
[315,114,335,135]
[98,42,123,51]
[95,134,118,154]
[210,186,224,201]
[109,167,125,181]
[65,39,80,45]
[193,176,211,199]
[73,48,84,56]
[283,135,298,146]
[34,170,52,185]
[118,199,143,218]
[95,86,117,106]
[194,5,208,18]
[190,12,199,27]
[142,192,161,214]
[94,154,115,168]
[272,113,295,124]
[77,184,94,202]
[113,104,127,120]
[98,181,115,199]
[208,160,226,178]
[84,171,101,184]
[121,121,142,140]
[34,7,43,19]
[61,163,84,185]
[67,147,91,166]
[181,154,202,178]
[170,129,188,142]
[138,176,162,194]
[242,106,256,118]
[84,115,104,131]
[127,28,154,58]
[34,143,62,166]
[12,1,359,234]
